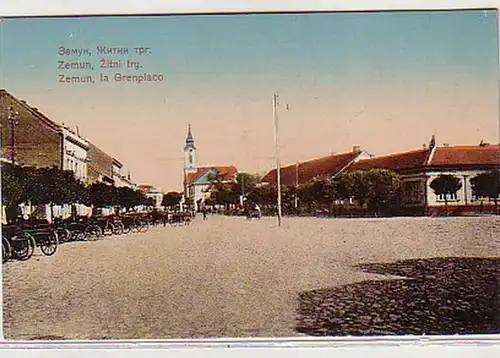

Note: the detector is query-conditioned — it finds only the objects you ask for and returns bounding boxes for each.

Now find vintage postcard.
[0,10,499,340]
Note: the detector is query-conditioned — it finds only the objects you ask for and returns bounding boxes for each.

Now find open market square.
[3,214,500,339]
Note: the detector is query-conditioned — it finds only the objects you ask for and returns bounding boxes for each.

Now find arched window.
[189,154,193,164]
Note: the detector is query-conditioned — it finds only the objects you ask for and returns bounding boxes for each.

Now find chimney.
[75,126,80,136]
[443,143,449,147]
[352,145,361,153]
[422,143,427,149]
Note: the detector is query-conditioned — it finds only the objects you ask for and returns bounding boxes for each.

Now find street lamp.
[8,106,19,165]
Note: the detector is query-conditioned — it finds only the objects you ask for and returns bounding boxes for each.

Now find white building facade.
[61,125,89,183]
[145,190,164,209]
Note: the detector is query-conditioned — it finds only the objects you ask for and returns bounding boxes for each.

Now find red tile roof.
[184,165,238,184]
[347,148,431,173]
[346,144,499,173]
[261,151,361,186]
[428,145,500,168]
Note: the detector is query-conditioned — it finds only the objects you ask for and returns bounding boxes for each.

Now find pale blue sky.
[0,10,498,190]
[1,11,498,87]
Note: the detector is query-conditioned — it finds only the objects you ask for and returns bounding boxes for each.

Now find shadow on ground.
[296,257,500,336]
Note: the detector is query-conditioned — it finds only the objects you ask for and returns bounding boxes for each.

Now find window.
[437,193,458,201]
[402,181,422,204]
[189,155,193,164]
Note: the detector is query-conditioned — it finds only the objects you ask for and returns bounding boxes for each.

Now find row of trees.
[1,164,154,223]
[5,163,496,221]
[201,169,402,215]
[432,169,500,212]
[202,169,500,216]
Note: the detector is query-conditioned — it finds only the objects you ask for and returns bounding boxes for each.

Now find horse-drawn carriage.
[167,211,193,226]
[246,209,262,220]
[2,220,59,262]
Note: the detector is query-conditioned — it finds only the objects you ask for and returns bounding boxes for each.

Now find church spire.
[184,123,197,174]
[184,123,196,150]
[187,123,194,142]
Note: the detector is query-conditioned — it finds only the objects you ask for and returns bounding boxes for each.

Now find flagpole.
[294,162,299,211]
[273,93,282,227]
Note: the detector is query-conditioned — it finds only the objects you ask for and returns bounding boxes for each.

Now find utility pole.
[295,162,299,211]
[8,106,19,165]
[273,93,282,227]
[241,173,245,207]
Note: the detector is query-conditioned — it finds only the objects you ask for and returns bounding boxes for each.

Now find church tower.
[184,124,197,174]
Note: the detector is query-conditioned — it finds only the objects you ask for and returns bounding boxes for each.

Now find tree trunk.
[6,203,19,225]
[71,204,77,220]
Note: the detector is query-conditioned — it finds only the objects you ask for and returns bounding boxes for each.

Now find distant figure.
[254,204,261,217]
[202,207,207,220]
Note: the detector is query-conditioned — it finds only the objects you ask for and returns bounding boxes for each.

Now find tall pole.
[294,162,299,210]
[241,173,245,207]
[273,93,282,227]
[8,106,19,165]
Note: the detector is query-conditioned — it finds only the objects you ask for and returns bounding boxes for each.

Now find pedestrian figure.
[202,207,208,220]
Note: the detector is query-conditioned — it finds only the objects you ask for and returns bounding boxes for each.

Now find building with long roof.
[260,136,500,215]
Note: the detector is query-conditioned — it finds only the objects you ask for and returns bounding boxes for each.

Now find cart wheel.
[138,221,149,233]
[12,234,35,261]
[122,224,131,234]
[84,226,98,241]
[93,225,103,238]
[40,231,59,256]
[2,236,11,263]
[104,223,115,236]
[113,223,124,236]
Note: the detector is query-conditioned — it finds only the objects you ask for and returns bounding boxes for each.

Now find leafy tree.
[364,169,401,214]
[116,186,146,211]
[334,169,400,215]
[204,197,215,207]
[337,171,371,208]
[471,169,500,212]
[247,184,276,207]
[1,164,87,221]
[1,164,28,206]
[206,171,224,185]
[210,184,237,210]
[232,172,260,198]
[1,164,29,224]
[297,177,337,213]
[162,191,183,209]
[430,174,462,215]
[280,185,298,214]
[83,182,116,208]
[23,166,85,219]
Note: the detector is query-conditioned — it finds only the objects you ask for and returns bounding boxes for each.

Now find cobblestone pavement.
[3,215,499,339]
